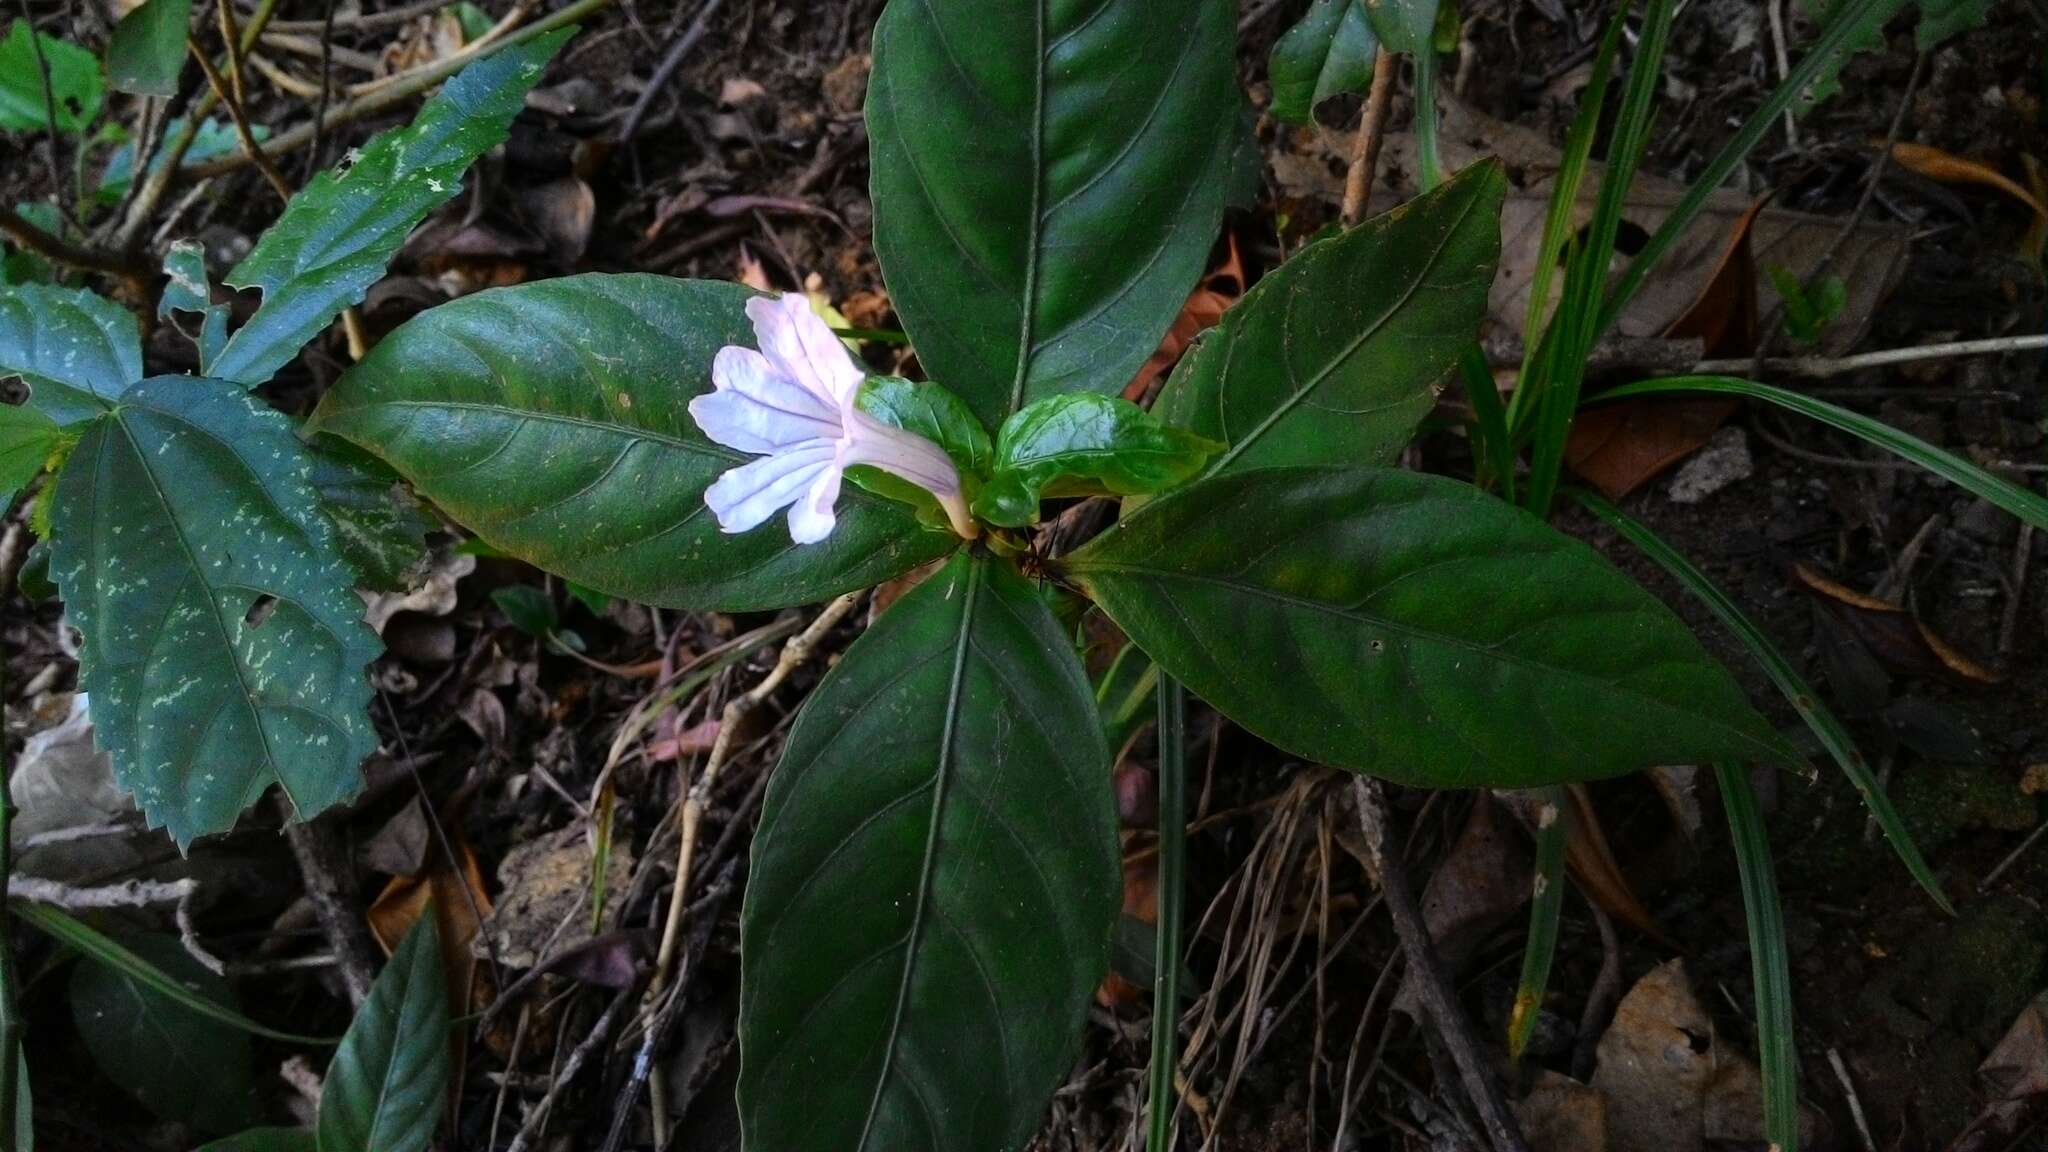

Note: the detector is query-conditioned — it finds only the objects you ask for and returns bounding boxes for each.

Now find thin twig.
[1980,818,2048,890]
[302,0,340,183]
[503,985,636,1152]
[1351,778,1530,1152]
[188,36,294,203]
[216,0,249,109]
[1828,1047,1879,1152]
[1340,47,1397,228]
[617,0,727,145]
[1998,523,2035,664]
[1697,333,2048,378]
[14,0,71,228]
[280,804,379,1007]
[0,205,152,282]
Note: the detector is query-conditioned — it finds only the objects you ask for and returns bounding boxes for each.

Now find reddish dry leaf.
[1562,784,1672,947]
[367,828,496,1014]
[1564,199,1766,498]
[1124,233,1245,404]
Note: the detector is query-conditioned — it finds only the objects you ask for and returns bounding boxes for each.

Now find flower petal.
[703,443,837,535]
[787,463,844,544]
[746,293,866,409]
[691,347,842,454]
[840,408,963,498]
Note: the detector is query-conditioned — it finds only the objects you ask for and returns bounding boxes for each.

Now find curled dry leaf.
[1887,141,2048,225]
[1794,562,2004,684]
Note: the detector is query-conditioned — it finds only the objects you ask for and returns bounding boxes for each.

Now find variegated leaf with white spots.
[48,376,381,847]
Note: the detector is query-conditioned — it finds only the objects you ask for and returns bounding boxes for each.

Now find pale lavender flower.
[689,293,974,544]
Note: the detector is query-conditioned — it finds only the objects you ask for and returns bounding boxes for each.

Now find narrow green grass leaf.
[1146,676,1188,1152]
[16,905,332,1044]
[1597,0,1909,336]
[1458,344,1514,501]
[1573,488,1952,912]
[1597,376,2048,530]
[1715,763,1800,1152]
[1507,786,1569,1062]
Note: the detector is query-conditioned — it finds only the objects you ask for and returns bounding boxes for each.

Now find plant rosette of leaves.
[9,1,2019,1150]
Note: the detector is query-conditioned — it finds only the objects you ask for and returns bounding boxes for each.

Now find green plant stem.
[1595,376,2048,529]
[1459,344,1514,501]
[1573,488,1953,913]
[1716,762,1799,1152]
[1412,48,1441,193]
[1506,786,1568,1062]
[1145,676,1187,1152]
[178,0,615,181]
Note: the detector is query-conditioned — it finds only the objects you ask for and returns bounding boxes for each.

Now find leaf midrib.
[853,557,985,1152]
[1006,0,1049,417]
[1075,558,1783,759]
[1206,178,1485,476]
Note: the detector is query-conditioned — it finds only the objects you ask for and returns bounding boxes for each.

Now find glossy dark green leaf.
[71,934,256,1132]
[317,914,449,1152]
[0,20,102,134]
[106,0,191,96]
[304,435,430,591]
[207,30,570,387]
[48,376,381,847]
[739,554,1120,1152]
[0,398,60,501]
[313,274,952,612]
[1066,467,1795,787]
[856,375,992,479]
[0,284,143,427]
[976,393,1218,527]
[1158,161,1503,476]
[1360,0,1436,55]
[193,1128,317,1152]
[867,0,1237,427]
[1269,0,1377,124]
[162,239,229,372]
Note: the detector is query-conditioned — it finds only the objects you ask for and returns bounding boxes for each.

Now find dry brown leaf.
[1979,991,2048,1102]
[1795,563,2005,683]
[1516,1071,1610,1152]
[1125,233,1245,403]
[1561,784,1671,947]
[1888,141,2048,222]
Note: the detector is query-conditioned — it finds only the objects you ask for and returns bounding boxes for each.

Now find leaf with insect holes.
[0,20,102,134]
[0,283,143,427]
[161,239,230,372]
[48,376,381,847]
[313,275,953,612]
[739,554,1120,1152]
[1158,161,1502,476]
[1067,466,1797,787]
[1269,0,1377,124]
[106,0,192,97]
[317,914,450,1152]
[206,30,571,387]
[867,0,1239,428]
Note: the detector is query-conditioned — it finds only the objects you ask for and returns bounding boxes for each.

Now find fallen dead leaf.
[1393,795,1529,1018]
[1516,1070,1610,1152]
[1794,563,2004,684]
[1125,233,1245,403]
[1888,141,2048,224]
[362,549,475,634]
[1980,991,2048,1102]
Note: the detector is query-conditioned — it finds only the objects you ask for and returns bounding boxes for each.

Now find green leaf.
[867,0,1238,428]
[106,0,192,97]
[0,398,61,502]
[70,933,256,1132]
[976,393,1219,527]
[1360,0,1436,56]
[194,1128,318,1152]
[162,239,230,372]
[1597,376,2048,531]
[1158,161,1503,477]
[305,436,430,591]
[1917,0,1993,46]
[0,283,143,427]
[0,20,102,134]
[1716,763,1800,1151]
[48,377,381,848]
[490,584,556,636]
[1065,466,1795,787]
[1,200,62,284]
[1269,0,1377,124]
[14,1052,29,1152]
[98,118,254,205]
[207,30,571,387]
[856,375,992,480]
[313,274,952,612]
[1507,787,1569,1062]
[739,554,1120,1152]
[317,914,450,1152]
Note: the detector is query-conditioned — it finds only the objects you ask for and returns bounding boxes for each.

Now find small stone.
[1666,426,1753,504]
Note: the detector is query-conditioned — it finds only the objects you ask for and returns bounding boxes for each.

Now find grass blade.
[15,905,334,1044]
[1597,0,1909,335]
[1413,47,1442,192]
[1573,488,1953,912]
[1596,375,2048,529]
[1506,786,1569,1062]
[1459,344,1515,501]
[1146,676,1188,1152]
[1715,762,1800,1152]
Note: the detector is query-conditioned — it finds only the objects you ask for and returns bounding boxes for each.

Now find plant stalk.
[1145,676,1187,1152]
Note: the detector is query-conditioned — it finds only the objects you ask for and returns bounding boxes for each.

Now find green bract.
[976,392,1219,527]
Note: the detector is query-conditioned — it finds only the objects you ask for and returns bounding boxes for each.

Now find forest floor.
[3,0,2047,1150]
